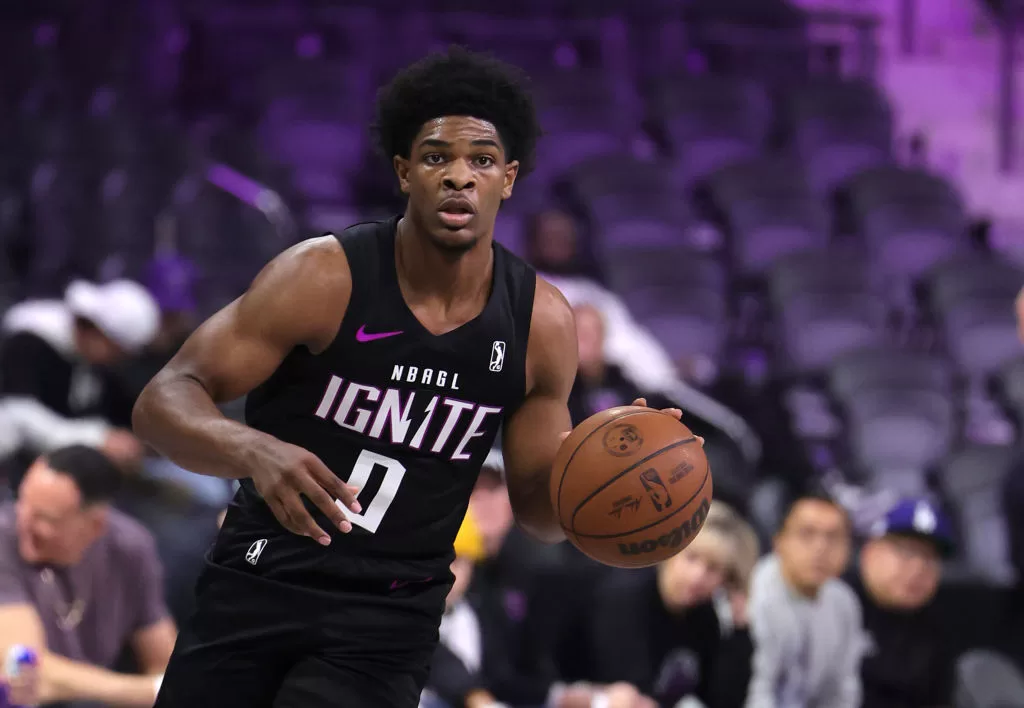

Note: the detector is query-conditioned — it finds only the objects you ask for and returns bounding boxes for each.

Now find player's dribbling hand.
[556,399,705,448]
[247,437,361,545]
[603,682,648,708]
[630,398,704,447]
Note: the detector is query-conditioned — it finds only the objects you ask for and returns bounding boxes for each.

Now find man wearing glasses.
[745,492,864,708]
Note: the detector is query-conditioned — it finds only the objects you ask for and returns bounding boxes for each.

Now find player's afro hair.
[371,46,541,178]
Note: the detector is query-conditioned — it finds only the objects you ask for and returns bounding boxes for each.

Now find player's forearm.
[40,651,158,707]
[133,372,260,480]
[508,474,564,544]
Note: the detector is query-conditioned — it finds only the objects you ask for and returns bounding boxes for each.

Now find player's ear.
[502,160,519,201]
[394,155,411,195]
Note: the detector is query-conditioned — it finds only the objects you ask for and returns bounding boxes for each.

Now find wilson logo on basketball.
[617,497,710,557]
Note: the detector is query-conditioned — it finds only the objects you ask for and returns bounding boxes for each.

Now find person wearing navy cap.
[851,498,955,708]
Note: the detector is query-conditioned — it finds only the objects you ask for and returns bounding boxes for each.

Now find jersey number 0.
[335,449,407,534]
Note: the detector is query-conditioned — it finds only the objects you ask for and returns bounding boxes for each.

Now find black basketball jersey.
[236,216,536,582]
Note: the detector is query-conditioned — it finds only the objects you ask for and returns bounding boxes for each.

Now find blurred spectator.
[851,498,956,708]
[0,279,160,481]
[0,445,175,707]
[452,451,592,707]
[567,299,756,516]
[587,503,759,708]
[746,493,864,708]
[124,252,198,392]
[529,210,761,478]
[524,207,604,283]
[524,205,674,392]
[421,511,507,708]
[568,303,642,423]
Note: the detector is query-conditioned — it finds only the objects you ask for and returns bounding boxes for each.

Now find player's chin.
[428,224,482,254]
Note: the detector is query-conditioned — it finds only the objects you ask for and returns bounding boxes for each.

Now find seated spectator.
[525,207,761,473]
[0,279,160,484]
[746,492,865,708]
[587,503,758,708]
[525,207,604,283]
[120,253,199,396]
[525,208,678,393]
[569,303,642,424]
[0,445,175,707]
[850,498,956,708]
[421,511,506,708]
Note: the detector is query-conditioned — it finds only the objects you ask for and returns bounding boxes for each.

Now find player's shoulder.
[531,276,575,340]
[525,276,578,391]
[256,235,351,301]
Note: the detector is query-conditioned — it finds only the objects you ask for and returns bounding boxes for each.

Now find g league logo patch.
[245,539,268,566]
[490,341,506,373]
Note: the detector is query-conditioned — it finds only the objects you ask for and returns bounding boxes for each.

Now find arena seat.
[647,74,769,189]
[767,249,887,375]
[955,649,1024,708]
[926,257,1024,380]
[606,244,724,297]
[827,347,954,405]
[938,445,1016,583]
[630,287,728,365]
[786,78,892,193]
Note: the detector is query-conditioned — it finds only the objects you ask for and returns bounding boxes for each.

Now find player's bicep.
[158,238,350,403]
[502,280,577,542]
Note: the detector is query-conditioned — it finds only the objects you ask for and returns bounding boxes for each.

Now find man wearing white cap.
[0,279,160,478]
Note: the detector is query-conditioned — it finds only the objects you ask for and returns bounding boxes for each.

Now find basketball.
[551,406,713,568]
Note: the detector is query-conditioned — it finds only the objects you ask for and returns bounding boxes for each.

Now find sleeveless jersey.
[235,216,536,583]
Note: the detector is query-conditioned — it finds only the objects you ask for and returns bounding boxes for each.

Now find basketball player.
[133,48,683,708]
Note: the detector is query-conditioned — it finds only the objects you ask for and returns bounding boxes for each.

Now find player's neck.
[395,217,494,302]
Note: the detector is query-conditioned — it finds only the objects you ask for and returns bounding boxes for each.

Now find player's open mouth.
[437,199,475,229]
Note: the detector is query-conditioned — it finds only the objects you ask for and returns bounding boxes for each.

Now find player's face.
[861,535,940,609]
[775,500,851,595]
[394,116,518,254]
[15,462,106,566]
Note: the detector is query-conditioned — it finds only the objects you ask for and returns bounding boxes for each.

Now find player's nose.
[442,160,475,191]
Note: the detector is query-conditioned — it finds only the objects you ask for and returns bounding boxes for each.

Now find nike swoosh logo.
[356,325,403,342]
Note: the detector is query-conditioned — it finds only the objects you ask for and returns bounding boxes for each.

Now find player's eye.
[423,154,445,165]
[475,155,495,167]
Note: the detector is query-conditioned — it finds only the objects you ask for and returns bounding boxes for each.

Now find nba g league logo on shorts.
[489,341,505,372]
[617,498,710,557]
[246,539,268,565]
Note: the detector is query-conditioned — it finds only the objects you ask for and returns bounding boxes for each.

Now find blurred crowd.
[5,0,1024,707]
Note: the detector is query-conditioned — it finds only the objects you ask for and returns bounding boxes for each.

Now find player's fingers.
[297,473,353,534]
[697,435,705,447]
[631,397,647,408]
[280,489,332,545]
[306,454,362,514]
[265,494,307,538]
[659,407,683,420]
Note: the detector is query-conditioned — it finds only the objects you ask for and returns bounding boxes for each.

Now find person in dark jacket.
[849,498,956,708]
[586,503,759,708]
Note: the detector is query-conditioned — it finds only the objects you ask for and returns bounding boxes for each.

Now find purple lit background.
[5,0,1024,703]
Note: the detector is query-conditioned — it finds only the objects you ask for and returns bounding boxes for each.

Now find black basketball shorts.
[154,516,449,708]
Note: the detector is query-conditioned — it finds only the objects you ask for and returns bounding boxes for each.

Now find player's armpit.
[502,279,577,544]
